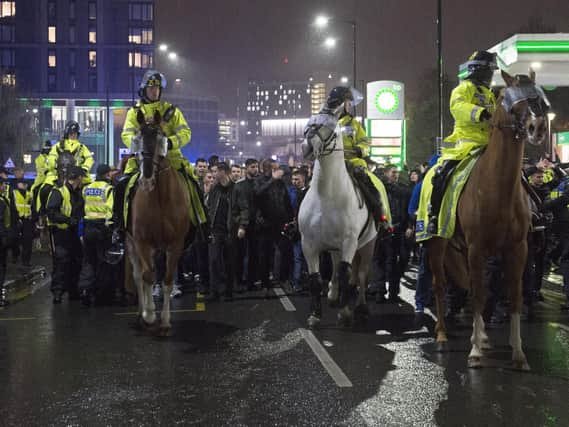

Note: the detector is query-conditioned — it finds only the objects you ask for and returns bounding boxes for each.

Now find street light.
[324,37,337,48]
[341,76,349,84]
[159,44,168,52]
[256,141,262,147]
[175,78,182,83]
[314,15,330,28]
[168,52,178,60]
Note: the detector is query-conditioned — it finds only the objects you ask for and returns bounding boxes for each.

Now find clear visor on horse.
[502,84,550,114]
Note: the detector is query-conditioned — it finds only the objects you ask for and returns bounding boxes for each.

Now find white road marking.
[273,287,296,311]
[299,328,353,388]
[399,282,437,322]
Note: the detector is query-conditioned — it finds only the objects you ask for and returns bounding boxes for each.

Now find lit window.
[88,50,96,67]
[128,28,153,44]
[89,27,96,43]
[1,73,15,86]
[48,50,56,67]
[128,51,153,68]
[0,1,15,18]
[48,26,56,43]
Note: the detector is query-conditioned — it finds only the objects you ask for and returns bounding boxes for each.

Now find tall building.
[0,0,218,168]
[245,80,327,157]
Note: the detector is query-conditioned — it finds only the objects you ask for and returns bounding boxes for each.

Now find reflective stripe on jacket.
[47,185,72,230]
[445,80,496,146]
[83,181,112,221]
[121,101,191,169]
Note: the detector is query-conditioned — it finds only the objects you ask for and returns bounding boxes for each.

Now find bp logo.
[374,88,400,114]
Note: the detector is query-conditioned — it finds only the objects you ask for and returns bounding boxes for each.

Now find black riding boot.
[107,176,130,256]
[428,160,460,234]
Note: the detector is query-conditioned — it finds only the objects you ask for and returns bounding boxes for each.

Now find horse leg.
[126,239,147,328]
[337,240,358,327]
[303,243,322,328]
[428,237,449,343]
[353,238,375,323]
[467,246,487,368]
[159,245,182,337]
[504,242,530,371]
[137,244,156,326]
[328,252,340,306]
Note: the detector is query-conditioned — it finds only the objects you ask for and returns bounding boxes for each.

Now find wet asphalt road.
[1,271,569,427]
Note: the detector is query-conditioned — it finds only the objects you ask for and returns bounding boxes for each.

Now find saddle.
[345,161,384,229]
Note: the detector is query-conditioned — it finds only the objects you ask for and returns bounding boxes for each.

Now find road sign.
[4,157,15,169]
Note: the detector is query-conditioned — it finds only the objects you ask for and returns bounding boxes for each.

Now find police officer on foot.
[47,166,85,304]
[78,164,113,306]
[0,179,12,306]
[13,178,33,267]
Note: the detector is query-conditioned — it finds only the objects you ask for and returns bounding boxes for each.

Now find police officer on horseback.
[38,121,94,215]
[109,69,206,253]
[428,50,497,233]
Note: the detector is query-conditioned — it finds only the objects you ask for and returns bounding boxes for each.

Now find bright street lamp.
[168,52,178,60]
[324,37,337,48]
[314,15,330,28]
[175,78,182,83]
[240,120,246,126]
[341,76,349,84]
[256,141,262,147]
[159,44,168,52]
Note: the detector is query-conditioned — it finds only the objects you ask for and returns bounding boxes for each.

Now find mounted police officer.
[31,140,51,205]
[46,166,85,304]
[428,50,497,233]
[38,121,94,216]
[109,69,206,253]
[78,164,113,306]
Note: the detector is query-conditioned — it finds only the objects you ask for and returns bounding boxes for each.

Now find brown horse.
[427,70,549,370]
[126,109,191,336]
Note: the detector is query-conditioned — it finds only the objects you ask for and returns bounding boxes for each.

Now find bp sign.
[558,131,569,145]
[367,81,404,120]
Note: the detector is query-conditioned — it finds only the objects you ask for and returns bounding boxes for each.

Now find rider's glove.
[480,109,492,122]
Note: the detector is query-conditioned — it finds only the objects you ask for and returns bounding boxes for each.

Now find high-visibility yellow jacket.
[339,115,369,159]
[83,180,112,221]
[31,153,49,191]
[443,80,496,159]
[121,101,191,170]
[47,185,72,230]
[46,138,94,184]
[13,189,32,219]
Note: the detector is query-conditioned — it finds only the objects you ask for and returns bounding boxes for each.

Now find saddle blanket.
[415,148,484,242]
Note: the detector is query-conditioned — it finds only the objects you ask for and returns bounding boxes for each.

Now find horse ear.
[501,70,515,87]
[136,109,145,125]
[528,68,536,83]
[153,110,161,125]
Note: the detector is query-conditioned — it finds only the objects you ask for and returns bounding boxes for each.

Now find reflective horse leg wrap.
[337,261,353,308]
[308,273,322,318]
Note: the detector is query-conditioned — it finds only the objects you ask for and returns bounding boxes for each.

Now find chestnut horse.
[126,109,191,336]
[427,70,549,370]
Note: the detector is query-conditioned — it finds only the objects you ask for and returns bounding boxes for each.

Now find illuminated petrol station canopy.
[458,34,569,86]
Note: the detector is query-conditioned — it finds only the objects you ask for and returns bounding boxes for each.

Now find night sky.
[156,0,569,115]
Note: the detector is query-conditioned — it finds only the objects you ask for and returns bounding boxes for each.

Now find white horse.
[298,114,377,328]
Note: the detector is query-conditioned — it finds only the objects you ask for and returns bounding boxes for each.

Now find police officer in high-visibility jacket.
[46,166,85,304]
[0,180,11,306]
[428,50,498,233]
[109,69,206,253]
[31,140,51,207]
[39,121,93,217]
[78,164,113,306]
[13,179,33,267]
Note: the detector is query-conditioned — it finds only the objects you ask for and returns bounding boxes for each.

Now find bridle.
[139,125,171,179]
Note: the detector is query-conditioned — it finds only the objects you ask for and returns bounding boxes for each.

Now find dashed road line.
[0,316,36,321]
[273,287,296,311]
[299,328,353,388]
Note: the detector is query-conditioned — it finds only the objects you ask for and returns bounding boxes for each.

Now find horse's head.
[136,109,168,180]
[302,112,341,160]
[500,70,550,146]
[56,151,77,183]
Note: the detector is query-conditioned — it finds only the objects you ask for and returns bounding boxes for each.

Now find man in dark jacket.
[0,180,11,306]
[376,164,411,303]
[255,160,294,294]
[206,162,235,302]
[231,158,259,292]
[290,169,309,292]
[46,166,85,304]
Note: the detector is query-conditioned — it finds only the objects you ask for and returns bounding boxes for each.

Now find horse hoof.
[436,333,448,343]
[512,359,530,372]
[307,315,321,329]
[468,356,483,369]
[157,326,172,337]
